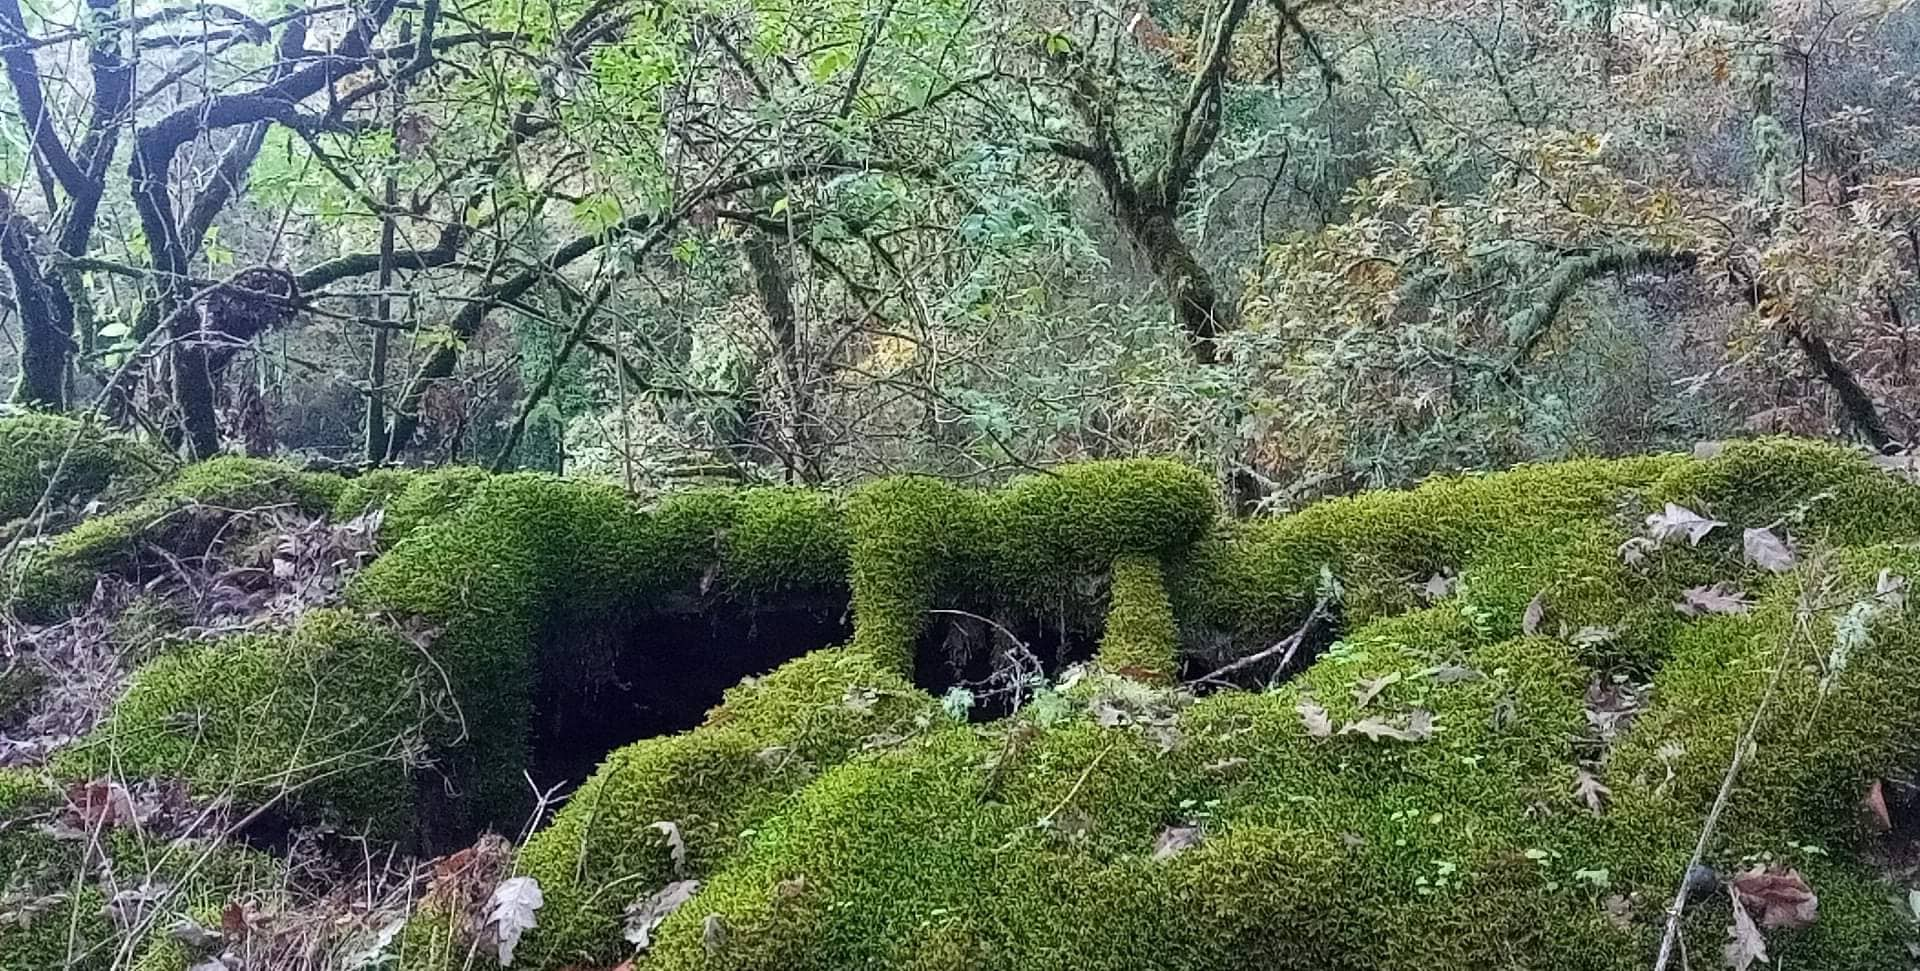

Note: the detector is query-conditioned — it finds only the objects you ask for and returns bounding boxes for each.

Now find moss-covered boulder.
[0,413,167,526]
[5,456,342,621]
[22,438,1920,970]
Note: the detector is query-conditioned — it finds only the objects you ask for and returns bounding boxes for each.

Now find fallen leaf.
[1618,536,1658,566]
[1297,698,1334,739]
[1677,583,1753,617]
[1340,709,1433,743]
[1647,503,1725,546]
[1418,664,1483,684]
[1742,527,1796,573]
[1724,885,1768,971]
[1573,769,1611,815]
[1522,592,1547,635]
[702,913,729,956]
[1418,573,1455,601]
[488,876,544,966]
[624,880,700,951]
[650,821,688,875]
[1351,672,1401,709]
[166,918,222,950]
[1878,570,1907,611]
[1731,866,1817,930]
[1151,825,1203,861]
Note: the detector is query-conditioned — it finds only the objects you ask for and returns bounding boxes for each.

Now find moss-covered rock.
[0,413,168,527]
[5,457,342,621]
[33,439,1920,970]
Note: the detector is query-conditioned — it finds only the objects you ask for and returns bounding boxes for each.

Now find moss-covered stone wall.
[8,417,1920,970]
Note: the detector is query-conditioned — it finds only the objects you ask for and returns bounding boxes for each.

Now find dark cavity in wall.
[912,603,1101,721]
[529,592,852,790]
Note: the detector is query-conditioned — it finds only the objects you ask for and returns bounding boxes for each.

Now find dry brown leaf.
[1677,583,1753,617]
[1151,825,1203,861]
[1339,709,1433,743]
[1647,503,1725,546]
[624,880,700,951]
[1351,672,1401,710]
[1572,769,1611,815]
[1724,884,1768,971]
[1742,527,1796,573]
[1522,592,1547,635]
[1731,866,1818,930]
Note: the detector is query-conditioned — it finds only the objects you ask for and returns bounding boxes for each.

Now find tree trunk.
[1122,204,1227,364]
[1,205,67,408]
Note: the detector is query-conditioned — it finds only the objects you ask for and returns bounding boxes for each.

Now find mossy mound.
[0,413,168,527]
[4,455,342,621]
[19,438,1920,969]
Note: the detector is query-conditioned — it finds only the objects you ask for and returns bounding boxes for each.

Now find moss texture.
[0,413,168,527]
[1099,553,1180,683]
[21,439,1920,970]
[0,768,279,971]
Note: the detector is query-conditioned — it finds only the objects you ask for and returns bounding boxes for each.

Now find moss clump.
[1099,553,1179,683]
[0,769,280,971]
[1171,454,1681,652]
[409,649,944,970]
[6,456,342,621]
[848,461,1216,672]
[332,465,492,544]
[0,413,168,526]
[56,610,440,838]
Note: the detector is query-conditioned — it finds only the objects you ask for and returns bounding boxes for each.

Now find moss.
[1649,438,1920,547]
[442,649,944,970]
[56,610,438,838]
[1099,553,1179,683]
[0,769,279,971]
[847,461,1215,672]
[6,457,342,621]
[1173,454,1681,650]
[0,413,168,526]
[332,466,492,544]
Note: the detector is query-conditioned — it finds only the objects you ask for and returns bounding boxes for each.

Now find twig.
[1188,594,1332,687]
[1651,575,1810,971]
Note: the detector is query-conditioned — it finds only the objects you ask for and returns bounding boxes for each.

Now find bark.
[0,204,65,407]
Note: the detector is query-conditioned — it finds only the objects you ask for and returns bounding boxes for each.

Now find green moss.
[0,769,279,971]
[7,457,342,621]
[1649,438,1920,546]
[0,413,168,526]
[56,610,437,838]
[848,461,1215,672]
[332,466,492,543]
[473,649,944,969]
[1173,454,1681,649]
[1099,553,1179,683]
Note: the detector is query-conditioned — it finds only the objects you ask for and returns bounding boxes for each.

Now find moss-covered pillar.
[1098,553,1179,684]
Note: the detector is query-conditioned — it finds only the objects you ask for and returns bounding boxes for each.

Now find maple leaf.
[1296,697,1334,739]
[1418,572,1455,602]
[1742,527,1796,573]
[1724,885,1768,971]
[1647,503,1725,546]
[1731,867,1817,930]
[1677,583,1753,617]
[624,880,700,951]
[1572,768,1611,815]
[1350,672,1401,709]
[487,876,544,967]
